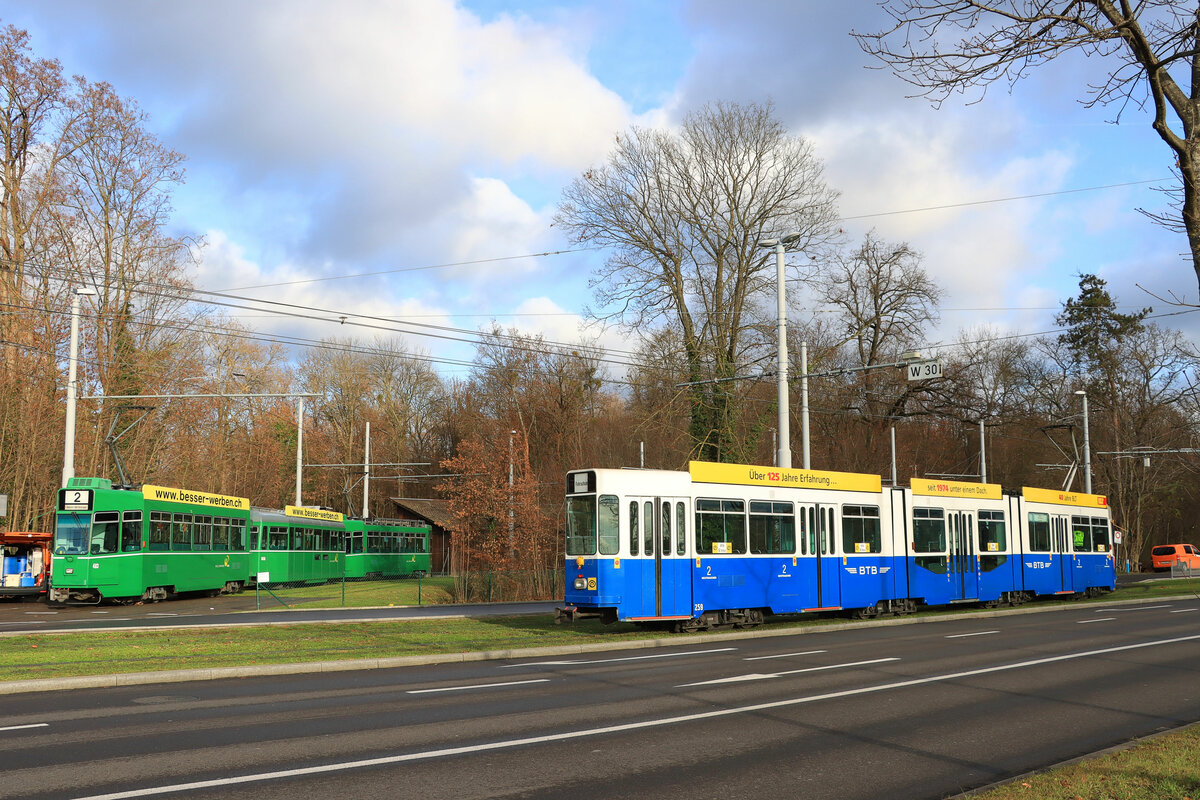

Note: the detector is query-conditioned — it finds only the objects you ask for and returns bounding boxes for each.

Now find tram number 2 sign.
[906,359,943,381]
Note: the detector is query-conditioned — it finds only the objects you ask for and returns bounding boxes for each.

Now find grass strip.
[966,724,1200,800]
[3,579,1197,683]
[0,616,654,680]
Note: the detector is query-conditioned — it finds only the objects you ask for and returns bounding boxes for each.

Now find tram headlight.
[573,577,588,590]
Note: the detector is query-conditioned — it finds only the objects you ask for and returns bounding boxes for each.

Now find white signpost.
[907,359,943,381]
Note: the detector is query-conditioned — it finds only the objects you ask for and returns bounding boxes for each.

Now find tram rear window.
[566,496,597,556]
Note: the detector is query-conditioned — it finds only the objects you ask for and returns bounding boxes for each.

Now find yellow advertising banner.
[285,505,345,523]
[911,478,1002,500]
[142,485,250,511]
[1022,486,1108,508]
[688,461,881,493]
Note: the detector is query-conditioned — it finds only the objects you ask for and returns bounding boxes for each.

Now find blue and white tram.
[557,462,1115,630]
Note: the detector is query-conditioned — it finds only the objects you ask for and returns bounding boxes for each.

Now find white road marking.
[70,633,1200,800]
[91,611,110,614]
[1169,608,1198,614]
[1077,618,1115,624]
[145,613,178,617]
[1096,605,1172,612]
[23,611,58,615]
[0,723,48,732]
[505,647,736,667]
[407,679,550,695]
[679,657,900,687]
[744,649,826,661]
[945,631,999,639]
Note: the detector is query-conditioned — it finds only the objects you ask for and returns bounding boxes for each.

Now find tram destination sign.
[906,359,943,381]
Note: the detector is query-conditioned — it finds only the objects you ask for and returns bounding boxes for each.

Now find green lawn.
[968,724,1200,800]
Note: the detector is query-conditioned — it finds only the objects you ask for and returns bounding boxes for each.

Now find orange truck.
[1,531,51,600]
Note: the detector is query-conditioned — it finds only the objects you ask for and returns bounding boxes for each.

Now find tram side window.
[643,501,653,556]
[566,495,598,556]
[193,515,212,551]
[841,505,881,554]
[1071,516,1091,551]
[695,498,746,555]
[171,514,192,551]
[1090,517,1111,552]
[977,510,1007,572]
[122,511,142,552]
[598,495,620,556]
[977,511,1006,552]
[149,512,171,551]
[211,518,228,551]
[90,511,120,554]
[749,501,795,554]
[662,502,672,556]
[676,502,687,555]
[912,507,947,574]
[1028,512,1051,552]
[629,501,639,556]
[269,526,289,550]
[349,532,362,554]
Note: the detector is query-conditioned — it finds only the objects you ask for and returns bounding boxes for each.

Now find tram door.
[948,511,978,601]
[799,504,841,609]
[650,496,691,617]
[1053,516,1074,592]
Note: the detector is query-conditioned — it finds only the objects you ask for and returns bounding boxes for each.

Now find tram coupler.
[555,605,600,624]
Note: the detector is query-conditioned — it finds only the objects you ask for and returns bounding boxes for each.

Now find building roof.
[387,497,454,530]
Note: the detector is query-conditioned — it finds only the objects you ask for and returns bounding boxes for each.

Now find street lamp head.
[757,232,803,249]
[74,287,97,297]
[1074,389,1086,396]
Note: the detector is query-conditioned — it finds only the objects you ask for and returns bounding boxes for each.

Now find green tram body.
[50,477,434,604]
[50,478,253,604]
[344,518,431,579]
[249,506,347,586]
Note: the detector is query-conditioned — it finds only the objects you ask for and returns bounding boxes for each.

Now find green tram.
[249,505,347,585]
[344,517,431,579]
[50,478,252,604]
[50,477,435,604]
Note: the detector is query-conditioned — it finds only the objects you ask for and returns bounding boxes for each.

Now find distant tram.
[49,477,431,604]
[557,462,1114,630]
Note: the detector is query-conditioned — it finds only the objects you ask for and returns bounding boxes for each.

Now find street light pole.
[62,286,97,487]
[758,232,801,469]
[800,340,810,469]
[1075,389,1092,494]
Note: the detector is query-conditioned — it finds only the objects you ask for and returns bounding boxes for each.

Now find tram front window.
[566,496,597,556]
[55,514,90,555]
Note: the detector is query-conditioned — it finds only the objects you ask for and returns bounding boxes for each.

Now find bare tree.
[811,233,942,471]
[556,101,841,462]
[855,1,1200,293]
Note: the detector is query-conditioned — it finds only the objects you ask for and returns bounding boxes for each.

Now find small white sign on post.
[907,359,943,381]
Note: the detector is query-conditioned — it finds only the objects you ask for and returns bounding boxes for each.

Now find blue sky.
[1,1,1190,377]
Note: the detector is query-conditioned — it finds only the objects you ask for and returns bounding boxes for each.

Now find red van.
[1150,543,1200,572]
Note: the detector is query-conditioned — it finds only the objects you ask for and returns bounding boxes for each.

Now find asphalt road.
[2,598,1198,800]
